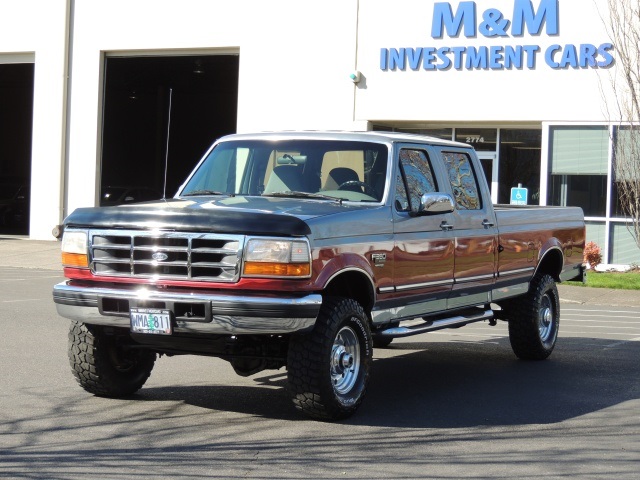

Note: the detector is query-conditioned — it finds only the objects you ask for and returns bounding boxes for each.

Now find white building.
[1,0,638,264]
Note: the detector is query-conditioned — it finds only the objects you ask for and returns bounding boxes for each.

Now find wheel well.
[323,270,375,316]
[536,248,564,281]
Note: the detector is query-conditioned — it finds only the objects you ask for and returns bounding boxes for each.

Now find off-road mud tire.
[68,321,156,397]
[287,297,372,420]
[508,273,560,360]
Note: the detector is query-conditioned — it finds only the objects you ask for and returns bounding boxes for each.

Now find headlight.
[61,230,89,268]
[243,238,311,278]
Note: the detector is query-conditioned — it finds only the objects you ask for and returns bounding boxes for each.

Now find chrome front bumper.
[53,282,321,335]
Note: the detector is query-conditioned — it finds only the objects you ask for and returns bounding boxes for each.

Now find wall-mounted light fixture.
[349,71,361,84]
[193,60,205,74]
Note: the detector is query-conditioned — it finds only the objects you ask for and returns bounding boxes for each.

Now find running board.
[375,309,494,339]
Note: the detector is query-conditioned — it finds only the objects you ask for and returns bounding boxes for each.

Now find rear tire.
[508,273,560,360]
[68,321,156,397]
[287,297,372,420]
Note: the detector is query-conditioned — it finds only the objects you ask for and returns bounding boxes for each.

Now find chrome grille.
[89,230,243,282]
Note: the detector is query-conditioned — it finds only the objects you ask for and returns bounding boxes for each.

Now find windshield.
[180,139,388,202]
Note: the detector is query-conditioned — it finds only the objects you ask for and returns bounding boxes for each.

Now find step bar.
[374,308,494,339]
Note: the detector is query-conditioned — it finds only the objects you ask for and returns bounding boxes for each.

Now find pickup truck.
[53,131,586,420]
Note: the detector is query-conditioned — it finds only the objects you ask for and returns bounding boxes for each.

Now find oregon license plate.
[130,308,172,335]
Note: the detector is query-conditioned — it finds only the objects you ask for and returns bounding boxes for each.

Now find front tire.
[68,321,156,397]
[508,273,560,360]
[287,297,372,420]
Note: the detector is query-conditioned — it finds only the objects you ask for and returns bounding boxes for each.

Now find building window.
[455,128,497,151]
[419,128,453,141]
[610,222,640,264]
[611,125,640,218]
[549,174,607,216]
[498,129,542,205]
[585,221,606,247]
[548,126,608,216]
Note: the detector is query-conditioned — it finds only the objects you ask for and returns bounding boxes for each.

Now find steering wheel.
[338,180,376,197]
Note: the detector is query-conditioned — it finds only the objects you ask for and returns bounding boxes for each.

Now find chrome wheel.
[538,293,555,342]
[330,325,361,395]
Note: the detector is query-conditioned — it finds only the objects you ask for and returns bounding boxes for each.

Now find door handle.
[482,219,495,228]
[440,221,454,231]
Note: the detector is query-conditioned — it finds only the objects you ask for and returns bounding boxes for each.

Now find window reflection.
[397,149,437,212]
[442,152,481,210]
[499,129,542,205]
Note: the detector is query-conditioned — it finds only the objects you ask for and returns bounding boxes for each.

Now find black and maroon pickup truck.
[53,131,585,420]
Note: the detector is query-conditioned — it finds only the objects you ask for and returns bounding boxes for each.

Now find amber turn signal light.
[62,252,89,268]
[243,262,310,277]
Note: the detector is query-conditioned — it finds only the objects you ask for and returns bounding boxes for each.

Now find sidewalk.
[556,284,640,308]
[0,237,62,271]
[1,237,640,307]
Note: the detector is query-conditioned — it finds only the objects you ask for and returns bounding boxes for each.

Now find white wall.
[65,0,359,216]
[0,0,69,240]
[2,0,624,238]
[355,0,616,124]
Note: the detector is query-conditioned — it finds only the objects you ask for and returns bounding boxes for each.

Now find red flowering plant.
[583,241,603,270]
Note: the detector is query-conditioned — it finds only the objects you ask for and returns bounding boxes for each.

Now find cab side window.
[441,151,481,210]
[395,149,437,212]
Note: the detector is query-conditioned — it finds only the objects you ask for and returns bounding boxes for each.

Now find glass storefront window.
[610,222,640,264]
[548,126,608,215]
[549,174,606,216]
[498,129,542,205]
[455,128,497,151]
[611,126,640,218]
[419,128,453,141]
[585,221,606,248]
[379,127,453,141]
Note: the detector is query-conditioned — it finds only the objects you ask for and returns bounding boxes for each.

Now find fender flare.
[313,254,377,305]
[534,238,565,279]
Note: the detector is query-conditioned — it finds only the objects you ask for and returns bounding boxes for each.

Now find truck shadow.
[355,336,638,427]
[137,335,639,427]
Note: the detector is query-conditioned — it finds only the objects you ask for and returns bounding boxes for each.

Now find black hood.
[63,196,375,237]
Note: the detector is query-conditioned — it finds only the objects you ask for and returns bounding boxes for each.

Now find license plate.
[130,308,172,335]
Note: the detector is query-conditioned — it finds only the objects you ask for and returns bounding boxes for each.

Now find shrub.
[584,241,602,269]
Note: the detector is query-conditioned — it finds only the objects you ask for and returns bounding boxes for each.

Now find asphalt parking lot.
[1,242,639,479]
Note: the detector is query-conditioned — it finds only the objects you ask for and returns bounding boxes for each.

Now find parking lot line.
[605,337,640,348]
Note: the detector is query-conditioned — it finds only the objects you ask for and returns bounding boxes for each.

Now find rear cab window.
[440,151,482,210]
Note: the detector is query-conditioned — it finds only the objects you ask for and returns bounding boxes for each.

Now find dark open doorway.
[0,63,34,235]
[100,54,239,205]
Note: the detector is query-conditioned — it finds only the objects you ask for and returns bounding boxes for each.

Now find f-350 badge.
[371,253,386,267]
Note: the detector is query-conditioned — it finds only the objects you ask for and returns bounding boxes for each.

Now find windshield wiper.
[181,190,235,197]
[265,191,344,204]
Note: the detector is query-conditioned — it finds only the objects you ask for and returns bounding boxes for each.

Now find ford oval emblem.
[152,252,169,262]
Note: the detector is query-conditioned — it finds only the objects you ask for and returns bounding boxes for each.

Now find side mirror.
[415,192,455,215]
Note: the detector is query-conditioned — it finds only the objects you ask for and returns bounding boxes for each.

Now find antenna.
[162,87,173,200]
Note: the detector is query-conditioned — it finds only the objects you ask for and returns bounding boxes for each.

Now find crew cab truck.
[53,131,585,420]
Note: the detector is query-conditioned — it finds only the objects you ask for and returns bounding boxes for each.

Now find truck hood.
[63,196,384,237]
